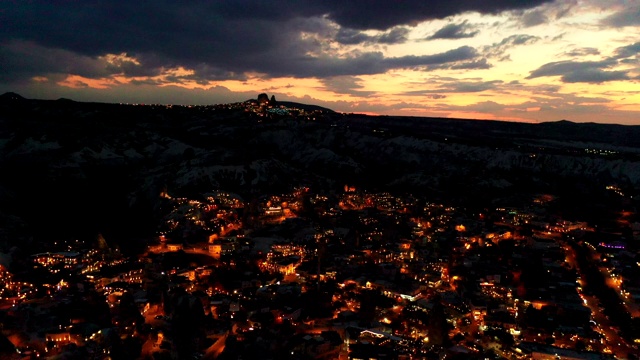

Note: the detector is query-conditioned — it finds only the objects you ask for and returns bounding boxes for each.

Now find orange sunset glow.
[1,0,639,123]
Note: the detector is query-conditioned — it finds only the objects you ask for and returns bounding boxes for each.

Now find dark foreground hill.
[0,93,639,250]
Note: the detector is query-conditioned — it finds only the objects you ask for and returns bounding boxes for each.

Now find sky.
[1,0,639,124]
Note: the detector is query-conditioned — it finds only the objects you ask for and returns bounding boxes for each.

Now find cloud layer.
[0,0,638,124]
[0,0,554,82]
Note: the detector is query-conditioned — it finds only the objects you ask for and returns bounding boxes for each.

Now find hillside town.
[1,183,639,360]
[2,0,640,354]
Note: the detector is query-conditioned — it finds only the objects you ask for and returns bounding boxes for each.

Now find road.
[563,240,640,357]
[601,265,640,318]
[147,243,219,258]
[203,332,228,359]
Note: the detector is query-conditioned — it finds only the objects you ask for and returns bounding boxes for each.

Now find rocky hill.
[0,93,639,249]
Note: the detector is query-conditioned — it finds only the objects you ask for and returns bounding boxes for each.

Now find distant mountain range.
[0,92,25,102]
[274,100,334,113]
[0,92,638,250]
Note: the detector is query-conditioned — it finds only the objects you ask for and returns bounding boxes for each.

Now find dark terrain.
[1,92,638,252]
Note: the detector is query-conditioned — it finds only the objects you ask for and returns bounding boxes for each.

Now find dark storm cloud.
[320,0,554,30]
[129,79,166,86]
[561,69,630,83]
[520,9,548,27]
[1,1,312,80]
[527,60,630,83]
[319,76,376,96]
[0,0,553,83]
[335,29,373,45]
[262,45,478,78]
[426,21,479,40]
[613,42,640,59]
[385,46,477,68]
[335,27,410,45]
[601,4,640,27]
[512,1,577,28]
[215,0,554,30]
[0,40,114,82]
[377,28,412,44]
[527,60,614,77]
[0,40,238,84]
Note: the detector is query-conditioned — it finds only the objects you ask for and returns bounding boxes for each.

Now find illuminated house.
[46,330,72,344]
[277,257,300,275]
[32,252,80,268]
[208,243,221,259]
[166,243,183,252]
[265,206,283,216]
[208,240,234,259]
